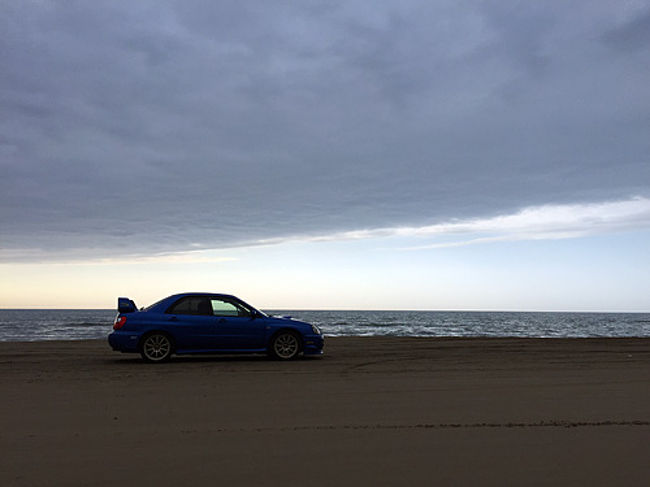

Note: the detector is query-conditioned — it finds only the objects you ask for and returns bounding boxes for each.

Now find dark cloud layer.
[2,1,649,260]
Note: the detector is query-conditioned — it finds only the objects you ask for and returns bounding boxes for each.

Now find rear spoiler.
[118,297,138,313]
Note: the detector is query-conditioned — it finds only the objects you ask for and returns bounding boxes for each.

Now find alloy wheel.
[141,334,172,362]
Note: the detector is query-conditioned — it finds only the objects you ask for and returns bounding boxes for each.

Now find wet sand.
[1,337,649,486]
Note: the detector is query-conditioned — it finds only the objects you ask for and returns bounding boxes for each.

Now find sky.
[1,0,649,310]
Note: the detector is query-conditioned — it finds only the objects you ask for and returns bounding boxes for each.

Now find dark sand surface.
[1,337,649,486]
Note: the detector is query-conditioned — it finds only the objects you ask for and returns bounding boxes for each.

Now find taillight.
[113,316,127,330]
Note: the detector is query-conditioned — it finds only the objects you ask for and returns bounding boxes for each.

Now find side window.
[211,299,250,318]
[168,297,212,316]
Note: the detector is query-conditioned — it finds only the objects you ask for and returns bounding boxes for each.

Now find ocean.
[0,309,649,342]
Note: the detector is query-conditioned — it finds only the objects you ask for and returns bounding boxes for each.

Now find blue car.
[108,293,324,362]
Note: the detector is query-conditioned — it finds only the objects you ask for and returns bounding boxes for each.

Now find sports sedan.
[108,293,324,362]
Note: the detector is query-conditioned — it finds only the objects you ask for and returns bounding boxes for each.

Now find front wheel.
[269,332,301,360]
[140,333,173,363]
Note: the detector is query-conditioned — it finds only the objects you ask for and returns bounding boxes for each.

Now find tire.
[140,333,173,363]
[269,331,302,360]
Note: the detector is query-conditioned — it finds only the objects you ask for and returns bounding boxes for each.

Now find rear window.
[143,298,165,311]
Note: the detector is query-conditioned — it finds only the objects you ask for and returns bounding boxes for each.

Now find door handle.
[217,318,226,324]
[168,316,178,321]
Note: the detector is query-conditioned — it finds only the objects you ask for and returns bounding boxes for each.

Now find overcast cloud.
[2,0,649,261]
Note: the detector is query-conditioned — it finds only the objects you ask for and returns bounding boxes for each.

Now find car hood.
[266,315,311,327]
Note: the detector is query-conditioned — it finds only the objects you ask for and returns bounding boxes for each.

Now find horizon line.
[1,307,648,314]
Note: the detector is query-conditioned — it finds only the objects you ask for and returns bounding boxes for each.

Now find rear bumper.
[108,330,140,352]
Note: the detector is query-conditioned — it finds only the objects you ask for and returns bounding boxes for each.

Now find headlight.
[311,324,321,335]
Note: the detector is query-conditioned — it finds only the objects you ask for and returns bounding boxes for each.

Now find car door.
[209,298,266,350]
[165,296,220,351]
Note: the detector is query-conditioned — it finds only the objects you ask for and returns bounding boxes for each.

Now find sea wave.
[1,309,649,341]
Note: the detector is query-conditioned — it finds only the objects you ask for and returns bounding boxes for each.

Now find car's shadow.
[105,353,323,366]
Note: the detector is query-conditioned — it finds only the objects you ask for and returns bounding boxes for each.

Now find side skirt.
[174,347,269,355]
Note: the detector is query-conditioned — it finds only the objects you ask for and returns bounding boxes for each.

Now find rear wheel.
[269,331,301,360]
[140,333,172,363]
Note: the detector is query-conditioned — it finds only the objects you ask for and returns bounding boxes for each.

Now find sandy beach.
[1,337,648,486]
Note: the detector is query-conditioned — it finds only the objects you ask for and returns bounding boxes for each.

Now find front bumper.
[302,334,324,356]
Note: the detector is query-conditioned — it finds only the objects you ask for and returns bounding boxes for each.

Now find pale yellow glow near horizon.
[0,260,403,310]
[0,260,238,309]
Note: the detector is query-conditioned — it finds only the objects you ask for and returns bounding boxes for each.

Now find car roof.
[168,292,238,300]
[144,292,252,313]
